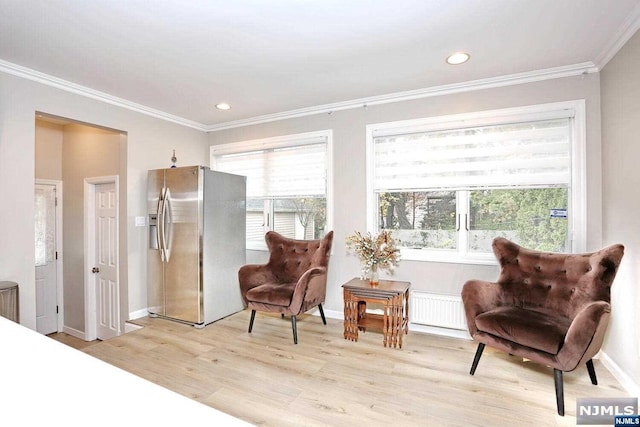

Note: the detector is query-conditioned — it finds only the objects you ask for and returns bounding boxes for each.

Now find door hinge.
[56,305,59,314]
[55,251,58,260]
[55,196,58,207]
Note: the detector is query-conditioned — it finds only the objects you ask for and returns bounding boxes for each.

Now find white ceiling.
[1,0,640,131]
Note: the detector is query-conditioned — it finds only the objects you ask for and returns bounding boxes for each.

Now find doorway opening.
[35,112,127,341]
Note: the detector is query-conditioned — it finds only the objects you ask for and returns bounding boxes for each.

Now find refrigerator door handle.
[158,187,167,262]
[163,187,173,262]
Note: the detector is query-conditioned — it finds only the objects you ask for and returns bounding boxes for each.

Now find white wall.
[35,120,63,180]
[0,72,209,330]
[601,29,640,395]
[209,73,603,314]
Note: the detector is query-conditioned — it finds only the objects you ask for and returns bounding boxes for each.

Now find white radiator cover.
[410,291,467,331]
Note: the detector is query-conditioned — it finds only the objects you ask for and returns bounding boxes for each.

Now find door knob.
[92,267,100,273]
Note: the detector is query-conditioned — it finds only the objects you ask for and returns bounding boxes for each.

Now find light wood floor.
[49,311,629,426]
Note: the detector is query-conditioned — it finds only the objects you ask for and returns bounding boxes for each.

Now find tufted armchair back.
[492,237,625,320]
[265,231,333,284]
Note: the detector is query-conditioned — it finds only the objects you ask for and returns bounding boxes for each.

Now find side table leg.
[352,297,358,341]
[388,297,394,348]
[392,295,399,348]
[397,295,403,347]
[343,289,357,342]
[404,289,410,335]
[343,288,349,340]
[383,301,388,347]
[357,301,367,332]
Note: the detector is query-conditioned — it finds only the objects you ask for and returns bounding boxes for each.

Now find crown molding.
[205,62,599,132]
[1,58,598,134]
[0,59,208,131]
[594,3,640,69]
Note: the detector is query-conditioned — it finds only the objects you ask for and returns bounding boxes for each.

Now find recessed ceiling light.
[446,52,470,65]
[215,103,231,110]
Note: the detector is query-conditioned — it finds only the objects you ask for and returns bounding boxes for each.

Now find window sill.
[247,244,497,265]
[399,249,498,266]
[247,242,268,251]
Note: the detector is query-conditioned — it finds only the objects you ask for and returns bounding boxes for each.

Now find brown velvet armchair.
[238,230,333,344]
[461,237,624,416]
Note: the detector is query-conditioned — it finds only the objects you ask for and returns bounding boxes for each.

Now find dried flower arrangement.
[345,230,400,283]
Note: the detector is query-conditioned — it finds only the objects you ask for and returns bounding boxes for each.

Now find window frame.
[366,101,586,264]
[210,130,333,251]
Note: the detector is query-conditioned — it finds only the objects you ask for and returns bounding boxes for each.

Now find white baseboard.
[128,308,149,321]
[63,323,142,339]
[62,325,87,341]
[318,307,343,320]
[409,323,472,340]
[599,350,640,397]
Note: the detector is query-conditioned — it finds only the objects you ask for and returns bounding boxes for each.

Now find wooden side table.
[342,277,410,348]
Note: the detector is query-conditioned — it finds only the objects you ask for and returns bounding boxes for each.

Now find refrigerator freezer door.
[147,169,165,316]
[202,169,246,323]
[163,166,203,324]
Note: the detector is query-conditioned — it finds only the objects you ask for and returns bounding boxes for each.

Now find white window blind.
[211,134,327,198]
[373,118,572,192]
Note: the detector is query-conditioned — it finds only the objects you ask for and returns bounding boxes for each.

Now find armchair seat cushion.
[475,306,572,354]
[245,282,296,307]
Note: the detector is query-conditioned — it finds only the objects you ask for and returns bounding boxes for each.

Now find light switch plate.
[135,216,146,227]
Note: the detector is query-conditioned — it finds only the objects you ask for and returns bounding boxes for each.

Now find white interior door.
[94,182,119,340]
[35,183,59,335]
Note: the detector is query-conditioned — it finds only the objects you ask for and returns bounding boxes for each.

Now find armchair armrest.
[461,280,504,337]
[557,301,611,371]
[238,264,278,304]
[289,266,327,314]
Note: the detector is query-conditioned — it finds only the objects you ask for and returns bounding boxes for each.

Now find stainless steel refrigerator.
[147,165,246,327]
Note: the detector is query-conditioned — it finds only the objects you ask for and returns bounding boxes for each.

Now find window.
[211,130,332,250]
[367,101,586,263]
[35,184,56,266]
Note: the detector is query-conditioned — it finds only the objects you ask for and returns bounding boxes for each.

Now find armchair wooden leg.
[318,304,327,325]
[554,368,565,416]
[586,359,598,385]
[248,310,256,333]
[291,315,298,344]
[470,343,485,375]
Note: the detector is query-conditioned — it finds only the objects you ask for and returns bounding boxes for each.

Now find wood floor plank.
[50,309,631,426]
